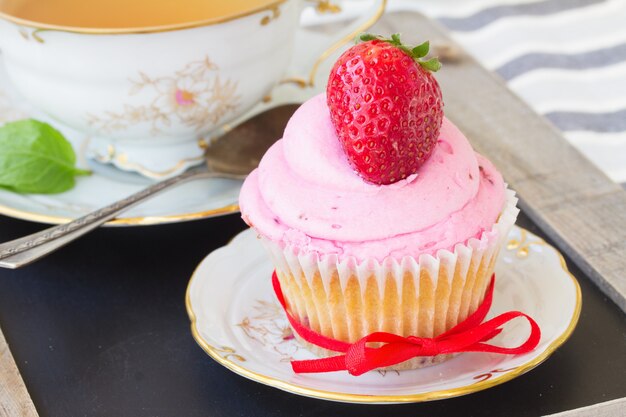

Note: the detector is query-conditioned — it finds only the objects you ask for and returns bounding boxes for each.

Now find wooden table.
[0,330,37,416]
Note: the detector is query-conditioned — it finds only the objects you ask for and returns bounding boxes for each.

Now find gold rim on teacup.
[0,0,291,34]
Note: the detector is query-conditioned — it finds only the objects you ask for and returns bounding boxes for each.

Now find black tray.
[0,211,624,417]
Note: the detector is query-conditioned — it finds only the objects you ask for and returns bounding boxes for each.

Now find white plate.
[186,226,581,404]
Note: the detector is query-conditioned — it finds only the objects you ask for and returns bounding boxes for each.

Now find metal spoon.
[0,104,299,269]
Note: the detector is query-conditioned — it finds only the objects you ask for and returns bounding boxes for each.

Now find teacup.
[0,0,385,179]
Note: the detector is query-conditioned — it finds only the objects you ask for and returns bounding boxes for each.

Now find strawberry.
[327,33,444,185]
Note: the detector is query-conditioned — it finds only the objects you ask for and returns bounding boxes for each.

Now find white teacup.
[0,0,385,179]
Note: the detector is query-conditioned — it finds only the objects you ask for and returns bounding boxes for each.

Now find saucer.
[0,43,332,225]
[0,55,244,225]
[186,227,581,404]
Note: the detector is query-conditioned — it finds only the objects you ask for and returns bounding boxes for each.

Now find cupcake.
[239,35,518,371]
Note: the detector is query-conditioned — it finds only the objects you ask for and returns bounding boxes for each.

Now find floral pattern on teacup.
[86,57,240,135]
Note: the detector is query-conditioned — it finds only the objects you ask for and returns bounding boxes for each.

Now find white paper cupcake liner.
[260,188,519,370]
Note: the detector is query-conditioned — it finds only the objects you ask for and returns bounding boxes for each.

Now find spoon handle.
[0,167,221,269]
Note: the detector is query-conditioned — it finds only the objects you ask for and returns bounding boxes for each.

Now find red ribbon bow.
[272,272,541,376]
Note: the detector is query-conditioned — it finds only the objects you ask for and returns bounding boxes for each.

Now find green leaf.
[411,41,430,58]
[420,57,442,72]
[0,119,90,194]
[391,33,401,44]
[359,33,378,42]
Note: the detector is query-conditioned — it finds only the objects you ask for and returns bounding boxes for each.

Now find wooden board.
[373,12,626,312]
[546,398,626,417]
[0,326,38,417]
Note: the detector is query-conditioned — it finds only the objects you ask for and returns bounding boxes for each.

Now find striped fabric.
[388,0,626,185]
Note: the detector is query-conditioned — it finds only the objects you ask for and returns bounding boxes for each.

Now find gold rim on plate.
[0,202,240,226]
[185,227,582,403]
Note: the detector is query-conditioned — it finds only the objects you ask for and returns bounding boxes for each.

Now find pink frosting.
[239,94,506,261]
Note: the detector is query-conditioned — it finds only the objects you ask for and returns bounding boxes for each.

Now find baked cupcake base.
[264,189,518,372]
